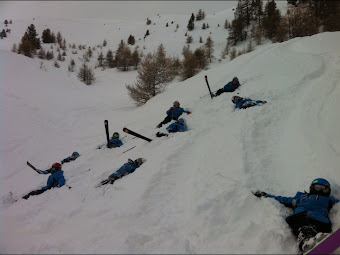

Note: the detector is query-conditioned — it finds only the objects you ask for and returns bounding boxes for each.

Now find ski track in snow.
[0,4,339,253]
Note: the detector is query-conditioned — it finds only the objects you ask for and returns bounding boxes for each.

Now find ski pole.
[122,146,136,154]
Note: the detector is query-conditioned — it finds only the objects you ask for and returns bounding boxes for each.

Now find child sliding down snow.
[254,178,339,253]
[157,101,191,128]
[156,118,187,137]
[23,163,66,199]
[232,96,267,109]
[97,158,146,187]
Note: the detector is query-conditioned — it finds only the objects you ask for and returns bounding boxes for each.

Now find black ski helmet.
[112,132,120,139]
[232,96,242,104]
[232,77,239,83]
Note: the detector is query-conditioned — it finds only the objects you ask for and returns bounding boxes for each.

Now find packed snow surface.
[0,2,340,254]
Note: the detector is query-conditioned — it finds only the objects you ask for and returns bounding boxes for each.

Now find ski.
[205,75,214,99]
[123,128,152,142]
[104,120,110,145]
[304,227,340,255]
[200,89,218,99]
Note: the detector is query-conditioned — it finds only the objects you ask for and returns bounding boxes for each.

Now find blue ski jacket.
[108,138,123,148]
[166,122,187,133]
[268,192,339,224]
[109,160,140,178]
[42,170,66,190]
[166,107,189,120]
[235,98,265,109]
[223,81,241,92]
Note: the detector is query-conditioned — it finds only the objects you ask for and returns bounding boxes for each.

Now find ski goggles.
[113,133,119,138]
[313,184,330,193]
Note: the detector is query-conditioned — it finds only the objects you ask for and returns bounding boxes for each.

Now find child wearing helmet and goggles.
[254,178,339,253]
[97,158,147,186]
[107,132,123,148]
[213,77,241,97]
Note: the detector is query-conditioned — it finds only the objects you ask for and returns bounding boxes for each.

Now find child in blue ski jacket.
[107,132,123,148]
[232,96,267,109]
[254,178,339,252]
[156,118,187,137]
[157,101,191,128]
[166,118,187,133]
[99,158,146,186]
[61,152,80,164]
[214,77,241,97]
[23,163,66,199]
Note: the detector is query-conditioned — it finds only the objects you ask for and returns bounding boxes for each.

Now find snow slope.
[1,30,340,253]
[1,1,340,253]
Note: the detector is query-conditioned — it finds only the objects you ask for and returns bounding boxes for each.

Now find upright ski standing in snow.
[204,75,214,99]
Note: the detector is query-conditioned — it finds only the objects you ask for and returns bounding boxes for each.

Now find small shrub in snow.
[54,60,60,68]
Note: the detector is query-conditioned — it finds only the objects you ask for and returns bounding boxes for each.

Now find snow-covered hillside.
[1,1,340,254]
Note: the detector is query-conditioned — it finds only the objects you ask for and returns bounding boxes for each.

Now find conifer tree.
[127,35,135,45]
[97,52,104,67]
[68,59,76,72]
[18,32,34,57]
[78,62,95,85]
[181,52,199,80]
[105,49,115,68]
[131,47,140,70]
[26,24,41,49]
[205,36,214,63]
[42,29,52,43]
[262,0,281,39]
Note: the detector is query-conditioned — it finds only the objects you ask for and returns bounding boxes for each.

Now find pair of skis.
[100,120,151,153]
[105,120,152,143]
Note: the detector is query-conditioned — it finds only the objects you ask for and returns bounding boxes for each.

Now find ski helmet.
[309,178,331,196]
[112,132,120,138]
[72,152,79,158]
[177,118,186,126]
[232,77,239,83]
[173,101,180,107]
[232,96,242,104]
[51,162,62,172]
[134,158,147,166]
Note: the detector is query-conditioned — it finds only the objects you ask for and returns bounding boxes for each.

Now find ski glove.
[254,191,268,198]
[187,111,191,114]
